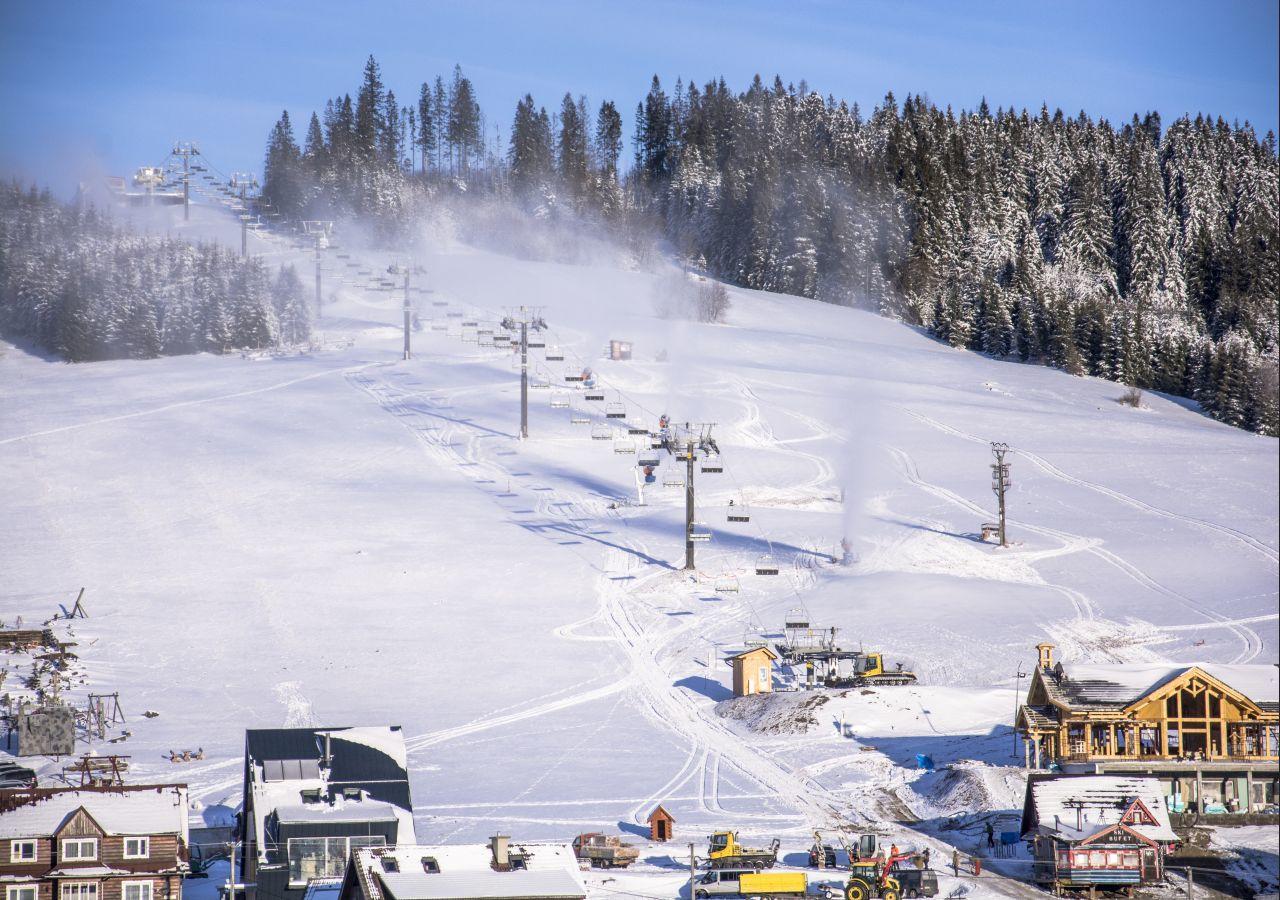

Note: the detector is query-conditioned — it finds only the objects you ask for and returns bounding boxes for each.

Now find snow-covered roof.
[323,727,409,771]
[275,797,400,825]
[351,843,585,900]
[0,787,188,840]
[1047,662,1279,710]
[1024,776,1176,844]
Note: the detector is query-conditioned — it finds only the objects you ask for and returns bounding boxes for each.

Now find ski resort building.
[336,838,587,900]
[0,785,190,900]
[727,646,777,697]
[1020,774,1177,892]
[1016,643,1279,816]
[239,727,416,900]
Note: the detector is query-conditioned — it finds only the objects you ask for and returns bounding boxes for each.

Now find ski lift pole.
[520,319,529,439]
[402,270,412,360]
[685,437,696,570]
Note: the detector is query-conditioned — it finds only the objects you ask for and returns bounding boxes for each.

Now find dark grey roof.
[1021,705,1060,728]
[244,727,412,813]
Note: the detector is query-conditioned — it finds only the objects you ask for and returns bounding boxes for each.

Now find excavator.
[706,830,780,869]
[840,835,930,900]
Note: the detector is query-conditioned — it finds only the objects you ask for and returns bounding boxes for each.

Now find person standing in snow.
[985,822,995,849]
[951,848,960,876]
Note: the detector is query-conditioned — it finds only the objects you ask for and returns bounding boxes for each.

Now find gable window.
[10,841,37,863]
[61,839,98,862]
[7,886,38,900]
[287,836,385,885]
[421,857,439,874]
[60,883,98,900]
[124,838,150,859]
[122,883,152,900]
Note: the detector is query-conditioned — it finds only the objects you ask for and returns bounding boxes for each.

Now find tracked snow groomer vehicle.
[706,831,780,869]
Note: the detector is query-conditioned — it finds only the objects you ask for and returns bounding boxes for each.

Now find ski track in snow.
[896,409,1266,663]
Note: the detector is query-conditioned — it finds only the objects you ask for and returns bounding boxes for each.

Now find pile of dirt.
[715,692,830,734]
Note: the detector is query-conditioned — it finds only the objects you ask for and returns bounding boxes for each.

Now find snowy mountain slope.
[1,208,1276,895]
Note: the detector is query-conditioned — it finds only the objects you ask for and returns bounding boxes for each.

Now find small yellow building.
[728,646,777,697]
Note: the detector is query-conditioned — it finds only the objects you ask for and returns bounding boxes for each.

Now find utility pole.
[1012,664,1026,759]
[301,221,333,319]
[501,307,547,439]
[660,422,718,570]
[230,172,259,257]
[171,141,200,221]
[689,843,696,900]
[991,442,1011,547]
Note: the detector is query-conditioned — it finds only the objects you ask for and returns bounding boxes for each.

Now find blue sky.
[2,0,1276,194]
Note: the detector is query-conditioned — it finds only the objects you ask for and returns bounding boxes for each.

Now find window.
[287,836,385,885]
[1105,852,1122,867]
[1088,850,1105,867]
[7,886,37,900]
[61,839,97,862]
[421,858,439,874]
[123,838,149,859]
[9,841,36,863]
[60,883,98,900]
[122,883,152,900]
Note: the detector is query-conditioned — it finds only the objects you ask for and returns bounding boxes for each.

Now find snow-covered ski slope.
[1,208,1277,866]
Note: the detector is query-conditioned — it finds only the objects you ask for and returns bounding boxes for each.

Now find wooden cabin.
[1016,643,1279,816]
[0,785,190,900]
[647,805,674,842]
[1021,774,1177,894]
[727,646,777,697]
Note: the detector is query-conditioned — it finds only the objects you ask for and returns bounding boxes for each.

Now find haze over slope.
[1,204,1276,855]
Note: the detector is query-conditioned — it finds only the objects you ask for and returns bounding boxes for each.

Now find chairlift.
[531,377,550,390]
[432,300,448,308]
[627,426,649,436]
[430,323,447,332]
[550,393,570,409]
[528,340,545,349]
[564,373,585,383]
[690,523,712,542]
[715,575,741,593]
[478,334,494,347]
[614,438,636,454]
[755,555,780,576]
[605,403,626,419]
[637,456,660,468]
[461,321,478,328]
[570,410,590,425]
[545,346,565,361]
[663,476,685,488]
[591,424,612,441]
[493,333,511,345]
[701,455,724,474]
[585,392,605,402]
[446,311,463,318]
[726,499,751,523]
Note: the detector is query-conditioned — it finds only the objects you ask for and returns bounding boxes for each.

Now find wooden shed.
[728,646,778,697]
[647,805,674,842]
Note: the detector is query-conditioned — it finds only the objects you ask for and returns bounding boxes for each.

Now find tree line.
[260,58,1278,434]
[0,183,311,362]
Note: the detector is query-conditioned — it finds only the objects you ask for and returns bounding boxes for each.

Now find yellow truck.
[694,869,808,898]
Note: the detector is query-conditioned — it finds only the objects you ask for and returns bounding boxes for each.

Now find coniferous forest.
[0,185,311,362]
[259,59,1279,435]
[2,56,1276,434]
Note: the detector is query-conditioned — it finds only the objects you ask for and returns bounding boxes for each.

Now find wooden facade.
[646,806,674,843]
[1018,646,1278,768]
[728,647,777,698]
[0,787,188,900]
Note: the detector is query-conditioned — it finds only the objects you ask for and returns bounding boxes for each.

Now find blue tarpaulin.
[915,753,935,771]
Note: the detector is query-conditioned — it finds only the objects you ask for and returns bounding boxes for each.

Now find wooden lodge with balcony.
[1016,643,1279,817]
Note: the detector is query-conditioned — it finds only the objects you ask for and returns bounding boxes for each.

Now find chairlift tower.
[660,422,719,570]
[171,141,200,221]
[500,307,548,439]
[388,262,426,359]
[301,221,334,318]
[991,442,1011,547]
[229,172,259,256]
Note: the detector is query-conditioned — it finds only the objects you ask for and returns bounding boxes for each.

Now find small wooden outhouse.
[728,646,778,697]
[648,805,675,842]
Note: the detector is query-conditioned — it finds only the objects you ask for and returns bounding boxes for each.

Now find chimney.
[490,835,510,871]
[1076,806,1084,832]
[1036,642,1055,671]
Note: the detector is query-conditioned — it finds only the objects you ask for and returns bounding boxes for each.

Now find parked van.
[694,868,808,898]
